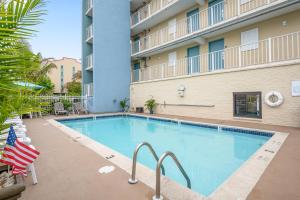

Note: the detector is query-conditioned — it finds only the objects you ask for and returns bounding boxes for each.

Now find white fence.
[131,0,282,54]
[132,31,300,82]
[33,96,88,115]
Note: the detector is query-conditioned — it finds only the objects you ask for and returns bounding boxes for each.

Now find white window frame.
[168,18,176,39]
[168,51,177,67]
[241,28,259,51]
[292,81,300,96]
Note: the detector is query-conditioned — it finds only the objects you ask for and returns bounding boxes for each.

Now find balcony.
[86,0,93,17]
[86,54,93,71]
[131,0,175,26]
[131,0,202,35]
[84,83,94,97]
[132,31,300,82]
[86,24,93,43]
[131,0,298,57]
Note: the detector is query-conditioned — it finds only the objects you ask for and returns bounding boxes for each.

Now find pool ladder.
[128,142,191,200]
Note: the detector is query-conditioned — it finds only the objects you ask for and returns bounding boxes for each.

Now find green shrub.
[145,98,157,114]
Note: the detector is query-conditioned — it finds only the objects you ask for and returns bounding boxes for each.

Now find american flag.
[0,126,40,176]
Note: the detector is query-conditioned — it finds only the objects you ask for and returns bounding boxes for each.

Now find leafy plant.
[119,98,129,112]
[29,55,57,94]
[61,99,72,111]
[72,70,82,81]
[35,76,55,94]
[0,0,46,126]
[65,81,82,96]
[145,98,157,114]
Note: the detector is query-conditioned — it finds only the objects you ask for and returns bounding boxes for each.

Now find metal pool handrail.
[128,142,165,184]
[153,151,191,200]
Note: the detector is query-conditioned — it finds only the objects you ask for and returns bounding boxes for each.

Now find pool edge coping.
[47,113,288,200]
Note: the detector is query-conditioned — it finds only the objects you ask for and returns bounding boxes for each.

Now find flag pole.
[7,165,10,179]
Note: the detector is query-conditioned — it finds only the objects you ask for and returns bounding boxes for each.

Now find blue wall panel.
[91,0,131,112]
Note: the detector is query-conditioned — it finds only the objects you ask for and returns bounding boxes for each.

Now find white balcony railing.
[131,0,282,55]
[84,83,94,97]
[131,0,176,26]
[86,0,93,15]
[86,24,93,41]
[87,54,93,70]
[132,31,300,82]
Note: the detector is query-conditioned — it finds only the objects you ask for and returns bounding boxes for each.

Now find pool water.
[60,116,270,196]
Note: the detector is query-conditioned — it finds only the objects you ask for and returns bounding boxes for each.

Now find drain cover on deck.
[98,166,115,174]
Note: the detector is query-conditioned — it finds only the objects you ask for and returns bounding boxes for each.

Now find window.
[168,18,176,39]
[168,52,177,67]
[187,8,199,33]
[133,62,140,82]
[241,28,259,51]
[208,0,224,25]
[84,83,93,97]
[60,65,64,75]
[233,92,262,118]
[72,66,76,79]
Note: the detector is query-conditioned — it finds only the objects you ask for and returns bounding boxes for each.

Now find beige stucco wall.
[47,57,81,94]
[134,0,284,50]
[131,11,300,127]
[135,10,300,70]
[130,64,300,127]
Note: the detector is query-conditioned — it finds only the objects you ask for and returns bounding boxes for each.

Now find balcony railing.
[86,54,93,70]
[86,0,93,15]
[132,31,300,82]
[131,0,282,55]
[86,24,93,42]
[131,0,176,26]
[84,83,94,97]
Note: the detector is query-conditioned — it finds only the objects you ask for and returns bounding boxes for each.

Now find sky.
[30,0,82,60]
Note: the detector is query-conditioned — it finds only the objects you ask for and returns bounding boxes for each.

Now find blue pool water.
[60,116,270,196]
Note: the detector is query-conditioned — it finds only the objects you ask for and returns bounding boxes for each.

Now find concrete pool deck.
[20,117,155,200]
[20,114,300,200]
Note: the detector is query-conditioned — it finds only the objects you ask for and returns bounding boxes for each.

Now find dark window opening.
[233,92,262,119]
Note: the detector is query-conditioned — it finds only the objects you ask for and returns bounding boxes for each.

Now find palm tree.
[0,0,46,127]
[28,55,57,79]
[72,70,82,81]
[27,55,58,94]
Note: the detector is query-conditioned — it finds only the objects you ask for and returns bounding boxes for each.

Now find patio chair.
[73,102,88,115]
[54,102,68,115]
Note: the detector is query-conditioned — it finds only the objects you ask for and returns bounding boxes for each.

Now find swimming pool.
[59,115,272,196]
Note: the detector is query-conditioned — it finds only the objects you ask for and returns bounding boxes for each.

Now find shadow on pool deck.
[20,114,300,200]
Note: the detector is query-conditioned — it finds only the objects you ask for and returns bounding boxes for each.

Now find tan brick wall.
[130,64,300,127]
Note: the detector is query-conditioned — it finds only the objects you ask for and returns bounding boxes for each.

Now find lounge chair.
[54,102,68,115]
[73,102,88,115]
